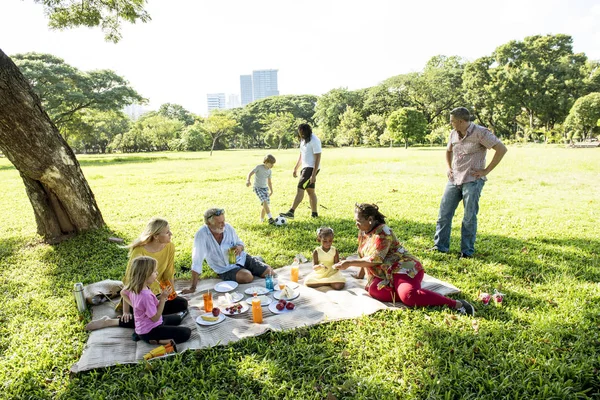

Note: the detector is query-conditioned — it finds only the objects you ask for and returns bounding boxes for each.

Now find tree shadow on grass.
[239,215,600,285]
[0,236,25,261]
[58,216,600,398]
[39,226,131,284]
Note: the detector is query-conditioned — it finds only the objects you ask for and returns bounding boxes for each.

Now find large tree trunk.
[0,49,104,242]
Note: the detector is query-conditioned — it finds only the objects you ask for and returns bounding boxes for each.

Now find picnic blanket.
[71,262,459,373]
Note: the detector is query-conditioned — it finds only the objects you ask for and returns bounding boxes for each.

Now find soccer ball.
[274,216,287,226]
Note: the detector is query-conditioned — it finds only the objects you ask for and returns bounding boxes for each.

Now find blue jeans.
[434,179,485,256]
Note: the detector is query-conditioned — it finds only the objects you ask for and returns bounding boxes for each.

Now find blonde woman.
[85,218,189,331]
[121,256,191,344]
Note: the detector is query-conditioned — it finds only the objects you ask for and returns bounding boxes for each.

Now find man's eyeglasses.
[209,208,224,218]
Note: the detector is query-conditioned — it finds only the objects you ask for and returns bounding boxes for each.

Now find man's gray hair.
[450,107,472,122]
[204,208,224,224]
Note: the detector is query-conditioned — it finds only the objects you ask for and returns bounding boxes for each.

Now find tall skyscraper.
[240,75,253,106]
[207,93,226,113]
[252,69,279,101]
[226,94,240,109]
[239,69,279,105]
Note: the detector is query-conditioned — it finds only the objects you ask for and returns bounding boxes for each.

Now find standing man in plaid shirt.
[431,107,508,258]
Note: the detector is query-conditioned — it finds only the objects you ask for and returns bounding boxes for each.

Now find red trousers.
[367,270,457,308]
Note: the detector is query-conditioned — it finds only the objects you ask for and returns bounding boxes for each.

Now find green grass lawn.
[1,146,599,399]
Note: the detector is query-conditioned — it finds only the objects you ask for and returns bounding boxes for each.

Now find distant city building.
[227,94,240,109]
[252,69,279,101]
[123,104,151,121]
[239,69,279,105]
[240,75,253,106]
[207,93,226,113]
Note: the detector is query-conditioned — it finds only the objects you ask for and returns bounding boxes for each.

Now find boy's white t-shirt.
[300,134,322,169]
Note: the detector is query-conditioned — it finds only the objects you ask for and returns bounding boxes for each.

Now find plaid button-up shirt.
[447,123,501,185]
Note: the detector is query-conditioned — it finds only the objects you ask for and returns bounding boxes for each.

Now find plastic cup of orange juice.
[203,291,213,312]
[290,266,299,282]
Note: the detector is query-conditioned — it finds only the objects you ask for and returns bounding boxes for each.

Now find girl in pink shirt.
[121,256,191,344]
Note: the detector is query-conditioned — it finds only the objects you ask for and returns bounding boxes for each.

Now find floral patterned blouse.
[357,223,423,288]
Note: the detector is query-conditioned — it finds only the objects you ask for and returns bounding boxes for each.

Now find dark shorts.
[298,167,320,190]
[219,255,269,281]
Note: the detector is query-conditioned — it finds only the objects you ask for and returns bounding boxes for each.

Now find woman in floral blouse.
[333,203,474,314]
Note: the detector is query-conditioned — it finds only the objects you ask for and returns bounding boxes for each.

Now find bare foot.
[85,316,117,331]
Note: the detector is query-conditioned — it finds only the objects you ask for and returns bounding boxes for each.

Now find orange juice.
[203,291,213,312]
[251,293,263,323]
[159,280,177,301]
[290,265,299,282]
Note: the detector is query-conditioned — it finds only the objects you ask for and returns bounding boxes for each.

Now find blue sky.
[1,0,599,115]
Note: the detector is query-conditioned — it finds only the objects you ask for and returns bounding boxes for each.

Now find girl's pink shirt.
[122,288,162,334]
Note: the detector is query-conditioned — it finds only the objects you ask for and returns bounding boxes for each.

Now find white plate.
[195,312,225,326]
[273,289,299,301]
[223,302,249,316]
[245,295,272,306]
[228,292,244,303]
[268,301,296,314]
[278,281,299,290]
[216,292,244,307]
[214,281,239,292]
[244,286,270,295]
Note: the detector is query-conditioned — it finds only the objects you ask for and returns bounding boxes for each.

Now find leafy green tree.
[424,126,448,146]
[67,110,131,153]
[13,52,144,144]
[462,56,520,137]
[564,93,600,140]
[384,55,465,127]
[261,112,297,150]
[493,34,590,131]
[360,114,387,146]
[39,0,151,43]
[157,103,195,126]
[0,0,151,240]
[314,88,363,144]
[204,112,238,155]
[362,84,408,119]
[335,107,363,146]
[240,95,317,147]
[177,117,209,151]
[122,113,184,151]
[386,108,427,149]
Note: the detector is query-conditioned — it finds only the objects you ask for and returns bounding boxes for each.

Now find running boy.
[246,154,276,224]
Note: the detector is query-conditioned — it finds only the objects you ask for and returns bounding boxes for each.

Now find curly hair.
[355,203,386,224]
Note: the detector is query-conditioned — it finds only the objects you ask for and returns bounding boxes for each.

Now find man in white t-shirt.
[280,123,322,219]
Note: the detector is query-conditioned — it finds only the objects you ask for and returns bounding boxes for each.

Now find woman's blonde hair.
[127,217,169,254]
[123,256,157,294]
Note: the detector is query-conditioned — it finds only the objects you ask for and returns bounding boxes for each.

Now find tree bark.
[0,49,104,242]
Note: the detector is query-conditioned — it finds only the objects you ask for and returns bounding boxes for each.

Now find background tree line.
[13,34,600,154]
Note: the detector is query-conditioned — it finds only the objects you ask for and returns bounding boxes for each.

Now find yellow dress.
[124,242,175,295]
[304,246,346,285]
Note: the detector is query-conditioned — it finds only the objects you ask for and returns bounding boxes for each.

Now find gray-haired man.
[432,107,507,258]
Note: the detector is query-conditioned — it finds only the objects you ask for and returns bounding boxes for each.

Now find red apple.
[286,302,295,310]
[276,303,285,311]
[212,307,220,317]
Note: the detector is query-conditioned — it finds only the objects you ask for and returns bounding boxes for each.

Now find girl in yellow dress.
[304,227,346,290]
